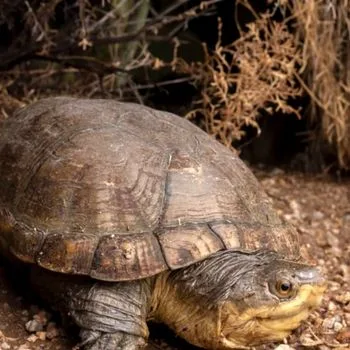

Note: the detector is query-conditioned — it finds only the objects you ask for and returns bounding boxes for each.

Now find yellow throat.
[149,273,326,350]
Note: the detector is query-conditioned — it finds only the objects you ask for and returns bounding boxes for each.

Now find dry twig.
[173,14,302,147]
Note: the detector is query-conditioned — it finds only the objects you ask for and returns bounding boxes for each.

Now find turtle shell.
[0,97,299,281]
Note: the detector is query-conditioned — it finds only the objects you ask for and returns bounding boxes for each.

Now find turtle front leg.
[30,268,151,350]
[70,280,150,350]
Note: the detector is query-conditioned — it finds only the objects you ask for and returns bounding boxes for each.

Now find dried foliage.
[292,0,350,169]
[2,0,350,170]
[172,14,302,147]
[0,0,220,114]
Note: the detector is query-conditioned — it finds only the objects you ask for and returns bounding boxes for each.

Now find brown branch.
[121,76,194,92]
[91,0,223,45]
[32,55,129,75]
[0,0,223,72]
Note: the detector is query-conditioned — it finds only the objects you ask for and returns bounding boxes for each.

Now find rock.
[21,310,29,317]
[46,322,59,340]
[289,199,301,220]
[17,345,30,350]
[25,319,43,333]
[315,230,329,247]
[273,345,295,350]
[322,317,335,329]
[1,342,10,350]
[336,328,350,343]
[335,291,350,304]
[334,322,343,332]
[33,310,50,327]
[318,346,330,350]
[327,301,337,312]
[322,315,343,332]
[26,334,38,343]
[270,168,285,176]
[312,210,324,220]
[299,332,322,347]
[333,314,342,323]
[343,212,350,221]
[35,331,46,341]
[326,231,339,248]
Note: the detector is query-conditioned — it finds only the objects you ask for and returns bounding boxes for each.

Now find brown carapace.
[0,97,299,278]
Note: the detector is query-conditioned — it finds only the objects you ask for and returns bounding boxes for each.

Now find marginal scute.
[0,209,46,263]
[90,232,167,281]
[0,207,16,233]
[9,225,46,263]
[236,222,300,259]
[208,222,240,249]
[157,225,225,269]
[37,233,99,274]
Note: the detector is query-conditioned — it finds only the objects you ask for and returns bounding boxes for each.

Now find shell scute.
[37,233,99,274]
[90,232,167,281]
[157,224,225,269]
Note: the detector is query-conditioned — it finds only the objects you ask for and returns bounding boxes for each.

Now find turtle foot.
[78,329,146,350]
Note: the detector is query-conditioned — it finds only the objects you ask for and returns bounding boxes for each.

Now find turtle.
[0,97,325,350]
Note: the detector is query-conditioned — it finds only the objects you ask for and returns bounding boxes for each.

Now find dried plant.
[292,0,350,169]
[0,0,220,111]
[172,14,302,148]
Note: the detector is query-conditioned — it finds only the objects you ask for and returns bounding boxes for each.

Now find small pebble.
[335,291,350,304]
[334,321,343,332]
[334,314,342,323]
[344,313,350,325]
[322,317,335,329]
[17,345,30,350]
[25,319,43,333]
[327,301,337,312]
[36,331,46,341]
[46,322,59,340]
[326,231,339,248]
[1,342,10,350]
[343,212,350,221]
[270,168,284,176]
[336,327,350,342]
[33,311,49,326]
[289,199,301,220]
[299,333,319,346]
[312,210,324,220]
[26,334,38,343]
[274,345,295,350]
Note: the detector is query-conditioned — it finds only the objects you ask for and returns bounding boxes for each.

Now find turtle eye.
[275,279,294,298]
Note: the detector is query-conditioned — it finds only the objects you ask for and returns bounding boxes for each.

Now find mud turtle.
[0,97,325,350]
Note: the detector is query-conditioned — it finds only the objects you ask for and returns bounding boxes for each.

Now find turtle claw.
[78,330,146,350]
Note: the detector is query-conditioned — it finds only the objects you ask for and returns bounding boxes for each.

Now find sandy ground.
[0,168,349,350]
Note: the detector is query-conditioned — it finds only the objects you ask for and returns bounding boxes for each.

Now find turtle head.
[153,250,326,349]
[218,253,326,348]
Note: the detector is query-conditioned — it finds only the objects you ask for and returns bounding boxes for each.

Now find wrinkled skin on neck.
[150,250,325,349]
